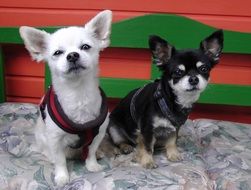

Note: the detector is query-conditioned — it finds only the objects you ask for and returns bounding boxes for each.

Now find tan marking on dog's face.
[136,134,157,169]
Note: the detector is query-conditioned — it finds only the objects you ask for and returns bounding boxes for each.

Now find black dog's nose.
[189,76,199,85]
[67,52,79,63]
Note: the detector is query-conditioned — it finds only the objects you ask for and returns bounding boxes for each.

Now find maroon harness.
[39,86,108,160]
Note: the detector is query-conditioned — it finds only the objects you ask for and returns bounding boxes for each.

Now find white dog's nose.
[67,52,79,63]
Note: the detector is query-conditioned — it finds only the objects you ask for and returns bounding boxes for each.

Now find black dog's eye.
[53,50,64,56]
[199,65,209,73]
[174,69,185,77]
[80,44,91,50]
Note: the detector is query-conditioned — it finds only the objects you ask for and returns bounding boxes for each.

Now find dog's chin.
[185,87,200,92]
[67,65,86,74]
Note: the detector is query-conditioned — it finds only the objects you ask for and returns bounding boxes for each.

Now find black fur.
[108,30,224,165]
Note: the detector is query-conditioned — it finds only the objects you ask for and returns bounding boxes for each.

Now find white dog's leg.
[49,134,69,186]
[85,115,109,172]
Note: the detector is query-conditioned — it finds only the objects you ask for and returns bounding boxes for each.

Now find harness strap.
[153,83,176,126]
[154,83,191,127]
[39,85,108,160]
[130,85,147,123]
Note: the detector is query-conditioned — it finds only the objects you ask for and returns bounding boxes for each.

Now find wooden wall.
[1,0,251,123]
[1,0,251,32]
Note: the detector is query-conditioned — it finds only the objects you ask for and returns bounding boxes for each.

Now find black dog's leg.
[136,124,158,169]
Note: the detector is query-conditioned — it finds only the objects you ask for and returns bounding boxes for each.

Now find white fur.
[20,10,112,187]
[178,64,185,71]
[152,116,175,131]
[108,124,125,145]
[169,74,208,108]
[196,61,203,68]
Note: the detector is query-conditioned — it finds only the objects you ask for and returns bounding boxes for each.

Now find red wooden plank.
[190,104,251,124]
[4,45,45,77]
[0,9,143,26]
[1,9,251,32]
[211,54,251,85]
[3,46,251,85]
[184,14,251,33]
[6,96,40,104]
[5,76,44,98]
[100,48,151,79]
[1,0,251,17]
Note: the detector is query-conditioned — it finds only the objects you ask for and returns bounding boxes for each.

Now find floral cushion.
[0,103,251,190]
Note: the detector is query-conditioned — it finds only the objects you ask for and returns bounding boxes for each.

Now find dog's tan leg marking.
[119,143,134,154]
[136,134,158,169]
[165,135,182,161]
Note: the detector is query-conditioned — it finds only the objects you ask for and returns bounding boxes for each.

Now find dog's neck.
[176,92,200,108]
[51,70,102,124]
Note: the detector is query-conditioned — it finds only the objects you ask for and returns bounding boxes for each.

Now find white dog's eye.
[80,44,91,50]
[53,50,64,56]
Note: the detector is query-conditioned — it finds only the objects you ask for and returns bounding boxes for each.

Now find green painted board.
[100,78,149,98]
[111,14,251,54]
[0,27,60,44]
[0,46,4,103]
[45,67,251,106]
[103,81,251,106]
[45,66,149,98]
[45,64,51,90]
[45,64,251,106]
[199,84,251,106]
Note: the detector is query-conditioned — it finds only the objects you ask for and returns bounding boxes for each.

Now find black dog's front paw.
[119,143,134,154]
[166,147,182,162]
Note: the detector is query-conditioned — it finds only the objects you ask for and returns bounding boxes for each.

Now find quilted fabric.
[0,103,251,190]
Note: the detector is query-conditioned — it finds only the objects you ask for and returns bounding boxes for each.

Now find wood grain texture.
[1,0,250,17]
[5,76,44,98]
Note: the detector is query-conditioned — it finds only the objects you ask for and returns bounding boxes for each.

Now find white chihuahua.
[19,10,112,186]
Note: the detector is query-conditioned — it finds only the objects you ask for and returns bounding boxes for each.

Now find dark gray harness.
[130,81,191,128]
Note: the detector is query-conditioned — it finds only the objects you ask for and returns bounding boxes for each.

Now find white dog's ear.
[85,10,112,49]
[19,26,50,62]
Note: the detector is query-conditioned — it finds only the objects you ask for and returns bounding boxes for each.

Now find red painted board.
[100,48,151,79]
[1,9,251,32]
[211,54,251,85]
[1,0,251,17]
[4,45,45,77]
[6,96,40,104]
[5,76,44,98]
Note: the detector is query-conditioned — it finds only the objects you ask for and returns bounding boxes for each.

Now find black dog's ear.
[200,30,224,64]
[149,35,175,67]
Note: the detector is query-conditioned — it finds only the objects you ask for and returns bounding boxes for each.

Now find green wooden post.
[45,64,51,90]
[0,46,5,103]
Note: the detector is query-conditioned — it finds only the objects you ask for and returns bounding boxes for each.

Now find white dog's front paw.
[54,171,69,187]
[85,160,104,172]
